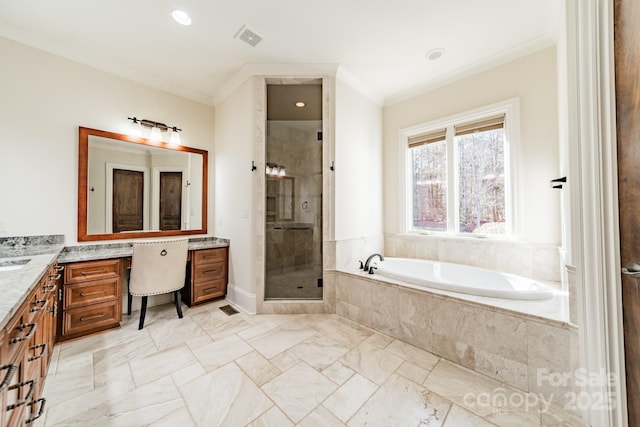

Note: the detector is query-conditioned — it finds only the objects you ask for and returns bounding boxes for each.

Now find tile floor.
[37,300,586,426]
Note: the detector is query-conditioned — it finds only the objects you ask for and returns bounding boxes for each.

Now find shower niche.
[264,82,323,300]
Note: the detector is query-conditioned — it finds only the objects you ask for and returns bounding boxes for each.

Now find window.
[404,101,517,237]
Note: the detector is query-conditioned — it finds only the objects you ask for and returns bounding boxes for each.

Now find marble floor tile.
[340,339,403,385]
[290,334,350,370]
[322,373,378,422]
[190,309,253,340]
[248,323,316,359]
[43,351,93,402]
[262,362,337,422]
[180,362,273,426]
[349,374,451,427]
[322,361,356,385]
[146,315,209,351]
[247,406,294,427]
[442,404,498,426]
[396,360,430,385]
[385,338,440,371]
[298,406,346,427]
[424,360,542,427]
[39,303,583,427]
[235,350,281,386]
[48,376,182,426]
[129,343,196,387]
[305,314,373,348]
[189,333,252,371]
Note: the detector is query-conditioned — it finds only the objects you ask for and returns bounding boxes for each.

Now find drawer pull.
[80,313,106,322]
[80,269,107,276]
[203,287,219,294]
[49,273,61,281]
[54,265,64,272]
[50,302,58,317]
[9,323,37,344]
[42,284,56,293]
[30,299,49,313]
[0,364,17,392]
[25,398,46,424]
[80,290,106,297]
[7,380,35,409]
[204,269,220,275]
[28,344,47,362]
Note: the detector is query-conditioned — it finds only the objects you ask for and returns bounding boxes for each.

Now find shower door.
[264,83,323,300]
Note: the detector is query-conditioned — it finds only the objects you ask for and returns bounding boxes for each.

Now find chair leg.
[127,287,132,316]
[174,291,183,319]
[138,296,148,330]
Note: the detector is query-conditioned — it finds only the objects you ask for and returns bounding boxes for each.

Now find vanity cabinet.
[1,263,58,426]
[183,247,228,306]
[59,259,122,340]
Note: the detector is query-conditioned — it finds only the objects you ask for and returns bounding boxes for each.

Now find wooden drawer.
[4,308,34,366]
[193,248,226,265]
[193,261,227,284]
[62,301,119,337]
[63,277,119,309]
[64,259,120,284]
[192,279,226,303]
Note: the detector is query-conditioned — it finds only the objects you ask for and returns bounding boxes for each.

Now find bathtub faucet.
[363,253,384,272]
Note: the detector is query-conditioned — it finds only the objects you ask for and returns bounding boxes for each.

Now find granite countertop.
[58,236,229,263]
[0,235,65,331]
[0,235,229,331]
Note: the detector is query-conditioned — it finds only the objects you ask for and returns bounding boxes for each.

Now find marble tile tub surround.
[0,234,65,330]
[58,236,229,263]
[37,300,585,426]
[335,271,581,410]
[385,233,562,283]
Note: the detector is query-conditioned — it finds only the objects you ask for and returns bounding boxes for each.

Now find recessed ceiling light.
[295,101,306,108]
[171,9,192,26]
[426,48,444,61]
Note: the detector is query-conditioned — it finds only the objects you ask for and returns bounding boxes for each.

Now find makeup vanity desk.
[56,237,229,341]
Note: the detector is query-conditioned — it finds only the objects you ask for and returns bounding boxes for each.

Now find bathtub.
[373,257,554,300]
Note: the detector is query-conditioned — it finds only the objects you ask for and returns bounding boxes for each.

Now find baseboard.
[225,283,257,315]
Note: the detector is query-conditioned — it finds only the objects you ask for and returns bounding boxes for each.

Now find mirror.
[266,177,294,222]
[78,126,207,241]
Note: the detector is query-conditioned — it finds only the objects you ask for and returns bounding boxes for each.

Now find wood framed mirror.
[78,126,208,241]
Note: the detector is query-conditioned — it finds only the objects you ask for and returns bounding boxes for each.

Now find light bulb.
[169,130,181,145]
[266,165,272,175]
[279,167,286,176]
[129,120,142,137]
[149,126,162,141]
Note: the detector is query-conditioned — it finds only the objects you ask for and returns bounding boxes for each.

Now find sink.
[0,258,31,272]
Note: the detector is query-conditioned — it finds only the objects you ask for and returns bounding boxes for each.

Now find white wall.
[0,37,215,243]
[213,77,257,312]
[334,79,384,241]
[383,47,560,245]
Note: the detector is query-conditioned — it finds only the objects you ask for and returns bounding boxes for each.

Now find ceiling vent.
[234,25,263,47]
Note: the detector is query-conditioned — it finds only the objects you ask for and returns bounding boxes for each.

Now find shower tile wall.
[266,121,322,299]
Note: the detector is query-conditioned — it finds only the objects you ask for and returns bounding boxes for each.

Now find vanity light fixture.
[265,162,286,177]
[171,9,192,26]
[127,117,182,144]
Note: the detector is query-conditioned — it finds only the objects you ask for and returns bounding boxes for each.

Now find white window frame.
[399,98,520,238]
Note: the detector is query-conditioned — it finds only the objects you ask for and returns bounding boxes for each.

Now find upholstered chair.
[128,238,189,329]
